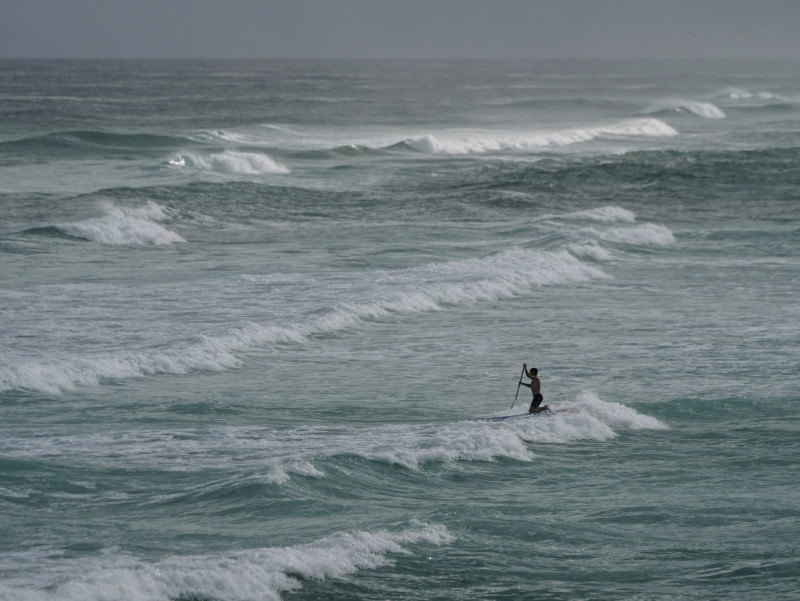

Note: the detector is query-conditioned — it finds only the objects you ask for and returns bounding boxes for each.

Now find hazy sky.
[2,0,799,60]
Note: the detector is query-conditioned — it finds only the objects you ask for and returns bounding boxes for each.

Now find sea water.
[1,59,799,600]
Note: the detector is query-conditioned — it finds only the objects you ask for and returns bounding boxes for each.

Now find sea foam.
[0,335,244,395]
[563,391,667,430]
[172,150,289,175]
[580,223,676,246]
[719,88,784,102]
[56,201,185,245]
[348,394,667,469]
[648,99,726,119]
[567,242,613,261]
[406,118,678,154]
[1,248,608,394]
[0,395,665,474]
[565,206,636,223]
[0,524,451,601]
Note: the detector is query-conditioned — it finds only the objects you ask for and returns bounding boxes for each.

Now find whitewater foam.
[580,223,676,246]
[565,206,636,223]
[719,87,785,102]
[55,201,185,245]
[265,460,326,484]
[567,242,613,261]
[648,99,726,119]
[475,392,666,447]
[1,249,608,394]
[172,150,289,175]
[406,118,678,155]
[0,396,665,473]
[0,336,243,395]
[563,391,668,430]
[0,524,452,601]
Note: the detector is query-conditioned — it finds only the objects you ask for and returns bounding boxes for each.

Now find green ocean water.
[1,59,799,600]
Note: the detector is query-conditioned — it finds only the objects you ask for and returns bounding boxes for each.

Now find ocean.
[1,59,798,600]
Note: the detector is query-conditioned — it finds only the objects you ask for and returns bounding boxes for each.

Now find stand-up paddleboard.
[470,406,567,422]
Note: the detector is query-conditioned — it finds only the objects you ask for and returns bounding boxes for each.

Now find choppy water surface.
[1,59,799,600]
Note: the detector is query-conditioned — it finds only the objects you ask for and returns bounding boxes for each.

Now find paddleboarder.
[521,363,547,413]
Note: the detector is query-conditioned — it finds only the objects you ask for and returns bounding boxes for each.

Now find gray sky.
[2,0,799,60]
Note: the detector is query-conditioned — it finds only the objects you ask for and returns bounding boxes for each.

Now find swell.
[0,130,195,161]
[475,147,800,204]
[19,225,78,241]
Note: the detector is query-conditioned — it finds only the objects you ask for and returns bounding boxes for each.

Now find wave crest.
[648,99,726,119]
[405,118,677,155]
[4,523,451,601]
[171,150,289,175]
[564,206,636,223]
[720,87,784,102]
[55,201,185,245]
[580,223,676,246]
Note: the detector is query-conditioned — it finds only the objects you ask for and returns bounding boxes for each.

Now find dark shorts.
[529,394,544,410]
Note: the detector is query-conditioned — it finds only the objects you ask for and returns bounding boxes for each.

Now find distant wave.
[169,150,290,175]
[646,99,726,119]
[563,206,636,223]
[404,118,678,155]
[711,88,799,113]
[0,130,192,155]
[0,522,451,601]
[566,242,613,262]
[579,223,676,246]
[52,200,185,245]
[197,124,307,144]
[292,143,377,160]
[718,87,787,102]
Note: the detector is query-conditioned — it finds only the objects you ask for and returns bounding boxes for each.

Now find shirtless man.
[520,363,547,413]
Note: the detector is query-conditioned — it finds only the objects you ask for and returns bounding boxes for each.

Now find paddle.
[510,365,525,410]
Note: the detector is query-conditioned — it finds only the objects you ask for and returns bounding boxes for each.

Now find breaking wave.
[647,99,726,119]
[563,206,637,223]
[169,150,290,175]
[0,523,451,601]
[580,223,676,246]
[0,394,665,473]
[53,201,185,245]
[405,118,678,155]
